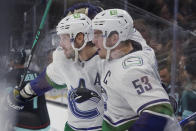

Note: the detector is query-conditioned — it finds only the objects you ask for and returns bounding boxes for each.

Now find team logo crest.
[110,10,117,15]
[73,13,81,18]
[68,79,101,119]
[68,88,100,119]
[122,56,143,69]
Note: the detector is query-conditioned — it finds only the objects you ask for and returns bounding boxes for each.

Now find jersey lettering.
[78,78,86,88]
[132,76,152,95]
[103,70,111,85]
[22,73,37,82]
[94,72,101,86]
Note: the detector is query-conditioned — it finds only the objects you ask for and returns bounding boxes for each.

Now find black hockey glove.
[74,88,101,103]
[7,87,25,111]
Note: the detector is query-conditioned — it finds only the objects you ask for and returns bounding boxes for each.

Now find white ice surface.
[46,102,68,131]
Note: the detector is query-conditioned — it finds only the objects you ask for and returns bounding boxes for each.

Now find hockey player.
[8,13,104,131]
[92,9,181,131]
[5,49,50,131]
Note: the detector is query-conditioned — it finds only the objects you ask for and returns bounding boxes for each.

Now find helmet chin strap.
[74,50,79,62]
[71,39,88,62]
[103,33,121,61]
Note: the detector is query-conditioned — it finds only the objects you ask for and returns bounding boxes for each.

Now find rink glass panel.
[22,1,195,123]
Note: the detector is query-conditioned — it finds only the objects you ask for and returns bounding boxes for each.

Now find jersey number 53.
[132,76,152,95]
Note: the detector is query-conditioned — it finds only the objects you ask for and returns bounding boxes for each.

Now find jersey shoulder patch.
[122,56,143,69]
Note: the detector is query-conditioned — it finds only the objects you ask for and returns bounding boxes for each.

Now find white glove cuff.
[20,83,36,98]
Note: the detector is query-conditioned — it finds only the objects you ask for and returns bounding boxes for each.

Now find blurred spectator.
[157,52,171,92]
[160,2,173,22]
[178,0,196,29]
[134,19,152,44]
[128,0,196,31]
[149,39,163,53]
[180,37,196,131]
[178,55,190,90]
[134,18,163,53]
[157,52,180,114]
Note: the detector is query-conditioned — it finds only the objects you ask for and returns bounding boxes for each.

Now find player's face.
[74,32,85,49]
[93,30,107,59]
[159,68,171,86]
[59,34,75,59]
[105,32,119,48]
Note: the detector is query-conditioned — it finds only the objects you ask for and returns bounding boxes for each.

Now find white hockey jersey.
[101,47,172,128]
[46,47,104,131]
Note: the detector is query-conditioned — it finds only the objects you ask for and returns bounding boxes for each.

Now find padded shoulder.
[53,46,67,62]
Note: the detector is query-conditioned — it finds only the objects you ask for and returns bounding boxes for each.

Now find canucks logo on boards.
[68,78,101,119]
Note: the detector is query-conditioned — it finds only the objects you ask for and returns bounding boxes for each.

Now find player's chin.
[64,52,73,59]
[98,52,106,59]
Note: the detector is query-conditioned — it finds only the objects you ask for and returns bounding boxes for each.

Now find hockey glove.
[7,83,36,111]
[74,88,101,103]
[7,87,25,111]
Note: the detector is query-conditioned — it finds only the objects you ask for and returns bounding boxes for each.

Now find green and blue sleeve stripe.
[30,68,67,96]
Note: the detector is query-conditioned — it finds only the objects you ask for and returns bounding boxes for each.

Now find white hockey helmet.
[92,9,134,60]
[56,13,93,61]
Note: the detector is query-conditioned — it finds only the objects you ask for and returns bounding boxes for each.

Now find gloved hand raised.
[7,87,25,111]
[7,84,36,111]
